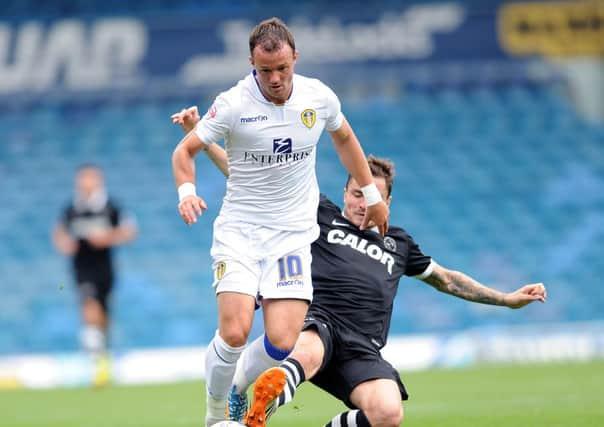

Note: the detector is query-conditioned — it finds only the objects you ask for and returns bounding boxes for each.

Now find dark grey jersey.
[310,195,432,348]
[60,198,121,280]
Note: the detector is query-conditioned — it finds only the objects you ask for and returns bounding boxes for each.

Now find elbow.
[172,144,190,171]
[171,145,181,167]
[441,273,459,294]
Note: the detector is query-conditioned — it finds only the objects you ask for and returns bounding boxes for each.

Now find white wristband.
[177,182,197,202]
[361,183,382,206]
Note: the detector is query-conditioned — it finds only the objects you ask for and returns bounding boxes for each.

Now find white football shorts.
[210,216,319,301]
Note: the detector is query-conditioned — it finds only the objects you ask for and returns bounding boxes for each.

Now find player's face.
[343,177,391,227]
[76,168,104,198]
[250,44,298,105]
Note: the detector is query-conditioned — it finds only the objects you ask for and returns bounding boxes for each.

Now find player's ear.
[293,49,299,62]
[386,195,392,206]
[249,55,254,67]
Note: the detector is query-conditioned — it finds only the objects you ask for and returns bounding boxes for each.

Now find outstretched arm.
[421,262,547,309]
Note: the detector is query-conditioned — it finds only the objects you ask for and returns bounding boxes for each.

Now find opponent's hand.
[178,195,207,225]
[503,283,547,309]
[171,106,200,133]
[360,201,389,236]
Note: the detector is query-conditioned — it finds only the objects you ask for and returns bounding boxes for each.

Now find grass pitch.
[1,360,603,427]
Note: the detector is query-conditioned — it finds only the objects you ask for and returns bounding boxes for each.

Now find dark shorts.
[75,272,113,313]
[302,310,408,408]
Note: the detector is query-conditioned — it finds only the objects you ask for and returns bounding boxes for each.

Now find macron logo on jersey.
[327,229,395,274]
[240,114,268,124]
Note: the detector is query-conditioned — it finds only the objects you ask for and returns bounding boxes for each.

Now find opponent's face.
[250,44,298,105]
[76,167,104,198]
[343,177,391,227]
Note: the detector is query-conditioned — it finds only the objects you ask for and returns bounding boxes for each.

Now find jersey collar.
[74,189,108,213]
[250,70,296,105]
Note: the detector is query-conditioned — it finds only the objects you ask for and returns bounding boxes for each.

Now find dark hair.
[249,17,295,55]
[77,163,101,172]
[346,155,395,197]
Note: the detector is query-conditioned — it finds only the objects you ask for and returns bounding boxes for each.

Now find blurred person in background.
[172,107,547,427]
[171,17,389,427]
[52,164,137,386]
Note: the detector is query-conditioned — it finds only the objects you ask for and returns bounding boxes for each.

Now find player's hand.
[178,194,207,225]
[53,229,79,255]
[87,231,114,249]
[360,201,389,236]
[171,106,200,133]
[503,283,547,309]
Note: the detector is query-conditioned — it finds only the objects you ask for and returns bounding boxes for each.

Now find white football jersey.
[195,72,344,230]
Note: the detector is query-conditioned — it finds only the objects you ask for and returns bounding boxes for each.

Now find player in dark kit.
[170,107,546,427]
[52,164,137,386]
[233,156,547,427]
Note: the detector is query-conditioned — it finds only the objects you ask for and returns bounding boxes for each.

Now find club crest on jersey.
[384,236,397,252]
[301,109,316,129]
[214,261,226,281]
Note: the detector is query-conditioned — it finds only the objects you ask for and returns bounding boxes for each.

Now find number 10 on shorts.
[277,255,302,281]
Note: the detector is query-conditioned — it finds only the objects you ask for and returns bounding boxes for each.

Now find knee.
[263,334,294,361]
[365,401,403,427]
[219,326,250,348]
[83,299,105,323]
[264,330,298,351]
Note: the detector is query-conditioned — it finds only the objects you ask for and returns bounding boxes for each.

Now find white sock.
[205,330,246,400]
[325,410,371,427]
[232,334,291,394]
[80,325,106,355]
[206,395,229,427]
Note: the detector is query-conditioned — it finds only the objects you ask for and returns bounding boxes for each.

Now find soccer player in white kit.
[171,17,389,427]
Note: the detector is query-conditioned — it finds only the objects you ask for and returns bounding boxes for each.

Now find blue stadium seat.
[1,84,603,353]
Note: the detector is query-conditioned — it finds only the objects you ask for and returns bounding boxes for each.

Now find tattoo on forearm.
[424,269,506,306]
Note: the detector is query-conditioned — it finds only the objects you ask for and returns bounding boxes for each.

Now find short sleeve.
[109,201,137,230]
[194,93,235,144]
[324,85,344,132]
[404,236,433,278]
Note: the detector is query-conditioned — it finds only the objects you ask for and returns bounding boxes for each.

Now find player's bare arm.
[87,223,138,249]
[172,132,209,225]
[422,262,546,308]
[172,107,229,177]
[204,143,229,177]
[329,119,390,235]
